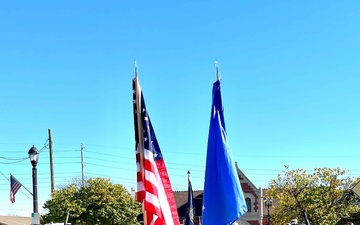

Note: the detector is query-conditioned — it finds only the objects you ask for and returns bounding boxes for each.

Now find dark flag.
[202,79,248,225]
[185,171,195,225]
[10,174,22,203]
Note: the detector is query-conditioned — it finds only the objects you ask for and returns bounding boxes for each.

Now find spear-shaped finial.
[134,59,138,78]
[215,60,220,81]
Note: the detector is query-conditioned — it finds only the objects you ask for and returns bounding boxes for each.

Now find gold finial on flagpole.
[215,60,220,81]
[134,59,138,78]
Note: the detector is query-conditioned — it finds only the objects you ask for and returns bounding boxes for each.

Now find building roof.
[0,215,31,225]
[173,190,203,218]
[173,190,203,208]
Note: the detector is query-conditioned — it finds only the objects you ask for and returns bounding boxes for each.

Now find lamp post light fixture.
[264,197,272,225]
[28,145,40,225]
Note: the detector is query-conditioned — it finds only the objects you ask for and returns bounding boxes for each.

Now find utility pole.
[81,143,85,187]
[48,129,55,193]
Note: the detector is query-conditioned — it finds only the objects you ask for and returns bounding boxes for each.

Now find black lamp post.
[28,145,39,223]
[264,197,272,225]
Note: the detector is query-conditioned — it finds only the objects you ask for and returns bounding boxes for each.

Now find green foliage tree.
[267,166,360,225]
[42,177,141,225]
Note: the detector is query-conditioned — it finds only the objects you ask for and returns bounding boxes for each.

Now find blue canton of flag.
[202,80,248,225]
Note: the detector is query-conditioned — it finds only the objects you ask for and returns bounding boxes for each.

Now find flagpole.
[215,60,220,81]
[134,61,148,225]
[134,60,138,78]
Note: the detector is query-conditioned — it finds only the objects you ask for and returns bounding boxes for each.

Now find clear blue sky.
[1,0,359,217]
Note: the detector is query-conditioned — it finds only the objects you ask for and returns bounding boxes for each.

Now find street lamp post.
[28,146,40,225]
[264,197,272,225]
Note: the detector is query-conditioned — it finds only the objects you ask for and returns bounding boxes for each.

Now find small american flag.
[132,75,180,225]
[10,174,22,203]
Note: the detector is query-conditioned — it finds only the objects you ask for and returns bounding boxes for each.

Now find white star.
[144,137,148,142]
[144,116,149,121]
[153,152,158,158]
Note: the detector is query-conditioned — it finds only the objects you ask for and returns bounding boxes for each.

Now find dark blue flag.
[184,177,195,225]
[202,80,248,225]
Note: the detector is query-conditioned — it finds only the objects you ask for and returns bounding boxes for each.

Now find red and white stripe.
[136,145,177,225]
[10,182,21,203]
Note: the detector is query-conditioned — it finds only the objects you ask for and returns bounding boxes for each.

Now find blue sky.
[1,1,359,217]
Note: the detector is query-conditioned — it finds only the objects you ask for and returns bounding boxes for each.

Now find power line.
[85,149,134,160]
[2,140,359,194]
[0,138,49,164]
[84,156,133,165]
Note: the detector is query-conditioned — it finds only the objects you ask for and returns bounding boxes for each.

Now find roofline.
[235,161,261,195]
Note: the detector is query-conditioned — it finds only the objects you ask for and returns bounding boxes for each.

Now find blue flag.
[185,177,195,225]
[202,80,248,225]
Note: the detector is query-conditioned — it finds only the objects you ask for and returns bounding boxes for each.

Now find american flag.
[10,174,22,203]
[133,75,180,225]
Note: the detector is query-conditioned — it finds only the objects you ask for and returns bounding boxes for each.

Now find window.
[245,197,251,212]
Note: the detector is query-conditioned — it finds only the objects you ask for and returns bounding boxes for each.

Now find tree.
[42,177,141,225]
[267,166,360,225]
